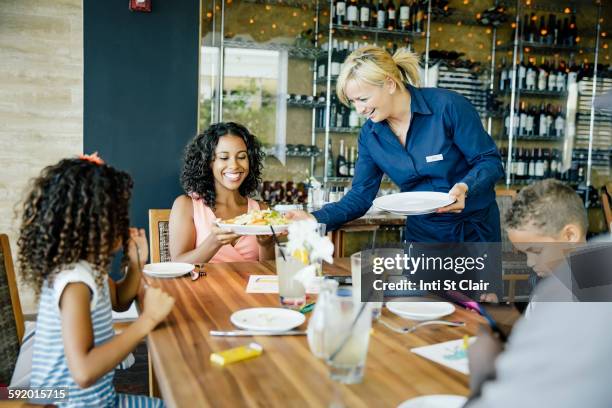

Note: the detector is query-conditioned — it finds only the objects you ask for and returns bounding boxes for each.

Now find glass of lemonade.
[325,289,372,384]
[275,243,306,309]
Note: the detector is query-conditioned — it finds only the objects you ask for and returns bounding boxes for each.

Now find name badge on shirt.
[426,154,444,163]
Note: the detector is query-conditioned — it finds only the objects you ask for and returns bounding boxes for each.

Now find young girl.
[169,122,274,263]
[18,154,174,407]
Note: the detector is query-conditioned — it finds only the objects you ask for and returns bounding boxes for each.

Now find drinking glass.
[325,289,372,384]
[275,243,306,309]
[350,252,382,320]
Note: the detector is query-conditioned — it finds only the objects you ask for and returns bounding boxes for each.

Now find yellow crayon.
[210,342,263,366]
[462,335,469,350]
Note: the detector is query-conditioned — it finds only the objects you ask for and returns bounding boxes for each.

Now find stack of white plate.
[373,192,455,216]
[386,302,455,321]
[143,262,194,279]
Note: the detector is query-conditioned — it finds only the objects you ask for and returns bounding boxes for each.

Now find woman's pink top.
[192,197,260,263]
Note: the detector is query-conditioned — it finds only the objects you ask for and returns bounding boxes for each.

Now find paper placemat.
[410,337,475,375]
[246,275,320,294]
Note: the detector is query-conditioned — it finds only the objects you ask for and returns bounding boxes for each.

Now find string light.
[450,38,455,43]
[457,21,462,26]
[292,11,298,17]
[496,40,502,45]
[206,12,212,18]
[272,23,277,29]
[604,43,609,49]
[249,18,255,24]
[602,32,608,38]
[564,7,571,14]
[478,43,483,49]
[486,28,491,34]
[463,0,469,4]
[437,26,443,32]
[265,5,271,10]
[468,32,473,38]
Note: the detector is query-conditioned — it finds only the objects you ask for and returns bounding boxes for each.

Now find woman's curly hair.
[180,122,264,209]
[17,158,133,296]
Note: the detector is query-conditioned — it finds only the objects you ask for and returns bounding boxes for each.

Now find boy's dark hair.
[17,158,133,295]
[180,122,264,209]
[504,179,588,236]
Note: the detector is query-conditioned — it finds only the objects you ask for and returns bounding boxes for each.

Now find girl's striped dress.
[30,261,164,407]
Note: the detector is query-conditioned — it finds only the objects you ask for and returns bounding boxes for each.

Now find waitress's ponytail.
[392,48,420,87]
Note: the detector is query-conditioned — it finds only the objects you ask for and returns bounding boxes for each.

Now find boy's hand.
[468,325,504,393]
[127,227,148,267]
[141,287,175,329]
[285,210,316,221]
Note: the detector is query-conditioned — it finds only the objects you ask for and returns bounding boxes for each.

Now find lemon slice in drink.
[292,248,309,265]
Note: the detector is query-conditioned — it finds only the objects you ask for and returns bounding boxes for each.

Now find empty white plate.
[143,262,194,279]
[386,302,455,321]
[373,192,455,215]
[216,223,290,236]
[230,308,305,332]
[397,395,467,408]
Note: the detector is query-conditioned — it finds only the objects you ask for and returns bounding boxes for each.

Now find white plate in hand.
[397,395,467,408]
[373,192,455,215]
[216,222,290,236]
[230,308,305,332]
[386,302,455,321]
[143,262,194,278]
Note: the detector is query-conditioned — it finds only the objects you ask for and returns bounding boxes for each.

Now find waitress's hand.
[285,210,316,221]
[437,183,468,213]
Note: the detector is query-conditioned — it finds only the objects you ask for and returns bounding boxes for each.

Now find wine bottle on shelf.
[327,141,335,178]
[526,104,535,136]
[359,0,370,27]
[554,106,565,138]
[528,13,537,42]
[347,0,359,27]
[568,13,577,46]
[499,57,508,92]
[548,14,557,46]
[329,94,338,128]
[414,0,423,33]
[370,0,378,27]
[542,148,551,178]
[550,149,559,179]
[546,103,555,137]
[522,14,530,42]
[537,57,548,91]
[376,0,386,29]
[534,148,545,179]
[519,101,527,136]
[342,104,350,128]
[556,60,567,92]
[567,55,579,86]
[526,58,537,91]
[349,146,356,176]
[538,102,547,137]
[528,148,536,181]
[538,15,548,44]
[562,18,570,46]
[336,0,347,25]
[547,60,557,92]
[330,39,341,76]
[387,0,397,30]
[516,148,526,182]
[336,139,349,177]
[399,0,410,31]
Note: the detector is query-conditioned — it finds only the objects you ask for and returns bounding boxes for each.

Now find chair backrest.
[149,210,172,263]
[601,186,612,233]
[0,234,25,385]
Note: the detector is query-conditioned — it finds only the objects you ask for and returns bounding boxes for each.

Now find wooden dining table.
[143,259,485,408]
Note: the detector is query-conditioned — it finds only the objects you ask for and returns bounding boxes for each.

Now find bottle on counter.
[386,0,397,30]
[359,0,370,27]
[336,139,349,177]
[376,0,386,29]
[335,0,347,25]
[326,140,335,178]
[398,0,410,31]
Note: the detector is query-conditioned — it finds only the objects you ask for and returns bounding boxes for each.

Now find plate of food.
[216,209,291,235]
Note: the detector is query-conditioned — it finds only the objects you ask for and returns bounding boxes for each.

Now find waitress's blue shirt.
[313,85,504,243]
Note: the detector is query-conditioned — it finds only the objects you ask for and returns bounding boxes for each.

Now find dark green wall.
[84,0,199,232]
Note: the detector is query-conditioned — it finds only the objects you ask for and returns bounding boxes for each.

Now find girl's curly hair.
[180,122,264,209]
[17,158,133,296]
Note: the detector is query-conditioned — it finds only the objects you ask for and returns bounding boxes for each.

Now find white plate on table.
[230,308,305,332]
[216,222,290,235]
[373,192,455,215]
[386,302,455,321]
[397,395,467,408]
[143,262,194,279]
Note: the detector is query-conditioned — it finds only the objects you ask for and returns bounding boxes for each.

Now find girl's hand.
[285,210,316,221]
[127,228,148,267]
[437,183,468,213]
[256,234,274,247]
[141,287,175,329]
[209,225,241,247]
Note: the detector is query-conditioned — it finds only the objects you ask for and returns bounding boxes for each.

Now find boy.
[465,179,612,408]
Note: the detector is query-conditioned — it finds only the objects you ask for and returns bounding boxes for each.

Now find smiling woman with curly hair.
[169,122,272,263]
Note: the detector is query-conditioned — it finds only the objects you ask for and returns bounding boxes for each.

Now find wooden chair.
[148,209,171,263]
[0,234,25,386]
[601,185,612,233]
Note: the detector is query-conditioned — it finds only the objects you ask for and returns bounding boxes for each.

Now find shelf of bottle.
[243,0,317,9]
[315,76,337,85]
[496,41,590,55]
[287,100,325,109]
[500,89,568,98]
[315,127,360,134]
[317,175,393,183]
[223,39,319,60]
[326,24,425,39]
[503,1,581,14]
[496,134,564,142]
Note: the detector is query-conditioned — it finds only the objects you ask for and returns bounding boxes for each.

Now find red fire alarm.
[129,0,152,12]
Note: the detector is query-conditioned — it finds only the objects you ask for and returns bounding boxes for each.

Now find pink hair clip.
[79,152,105,165]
